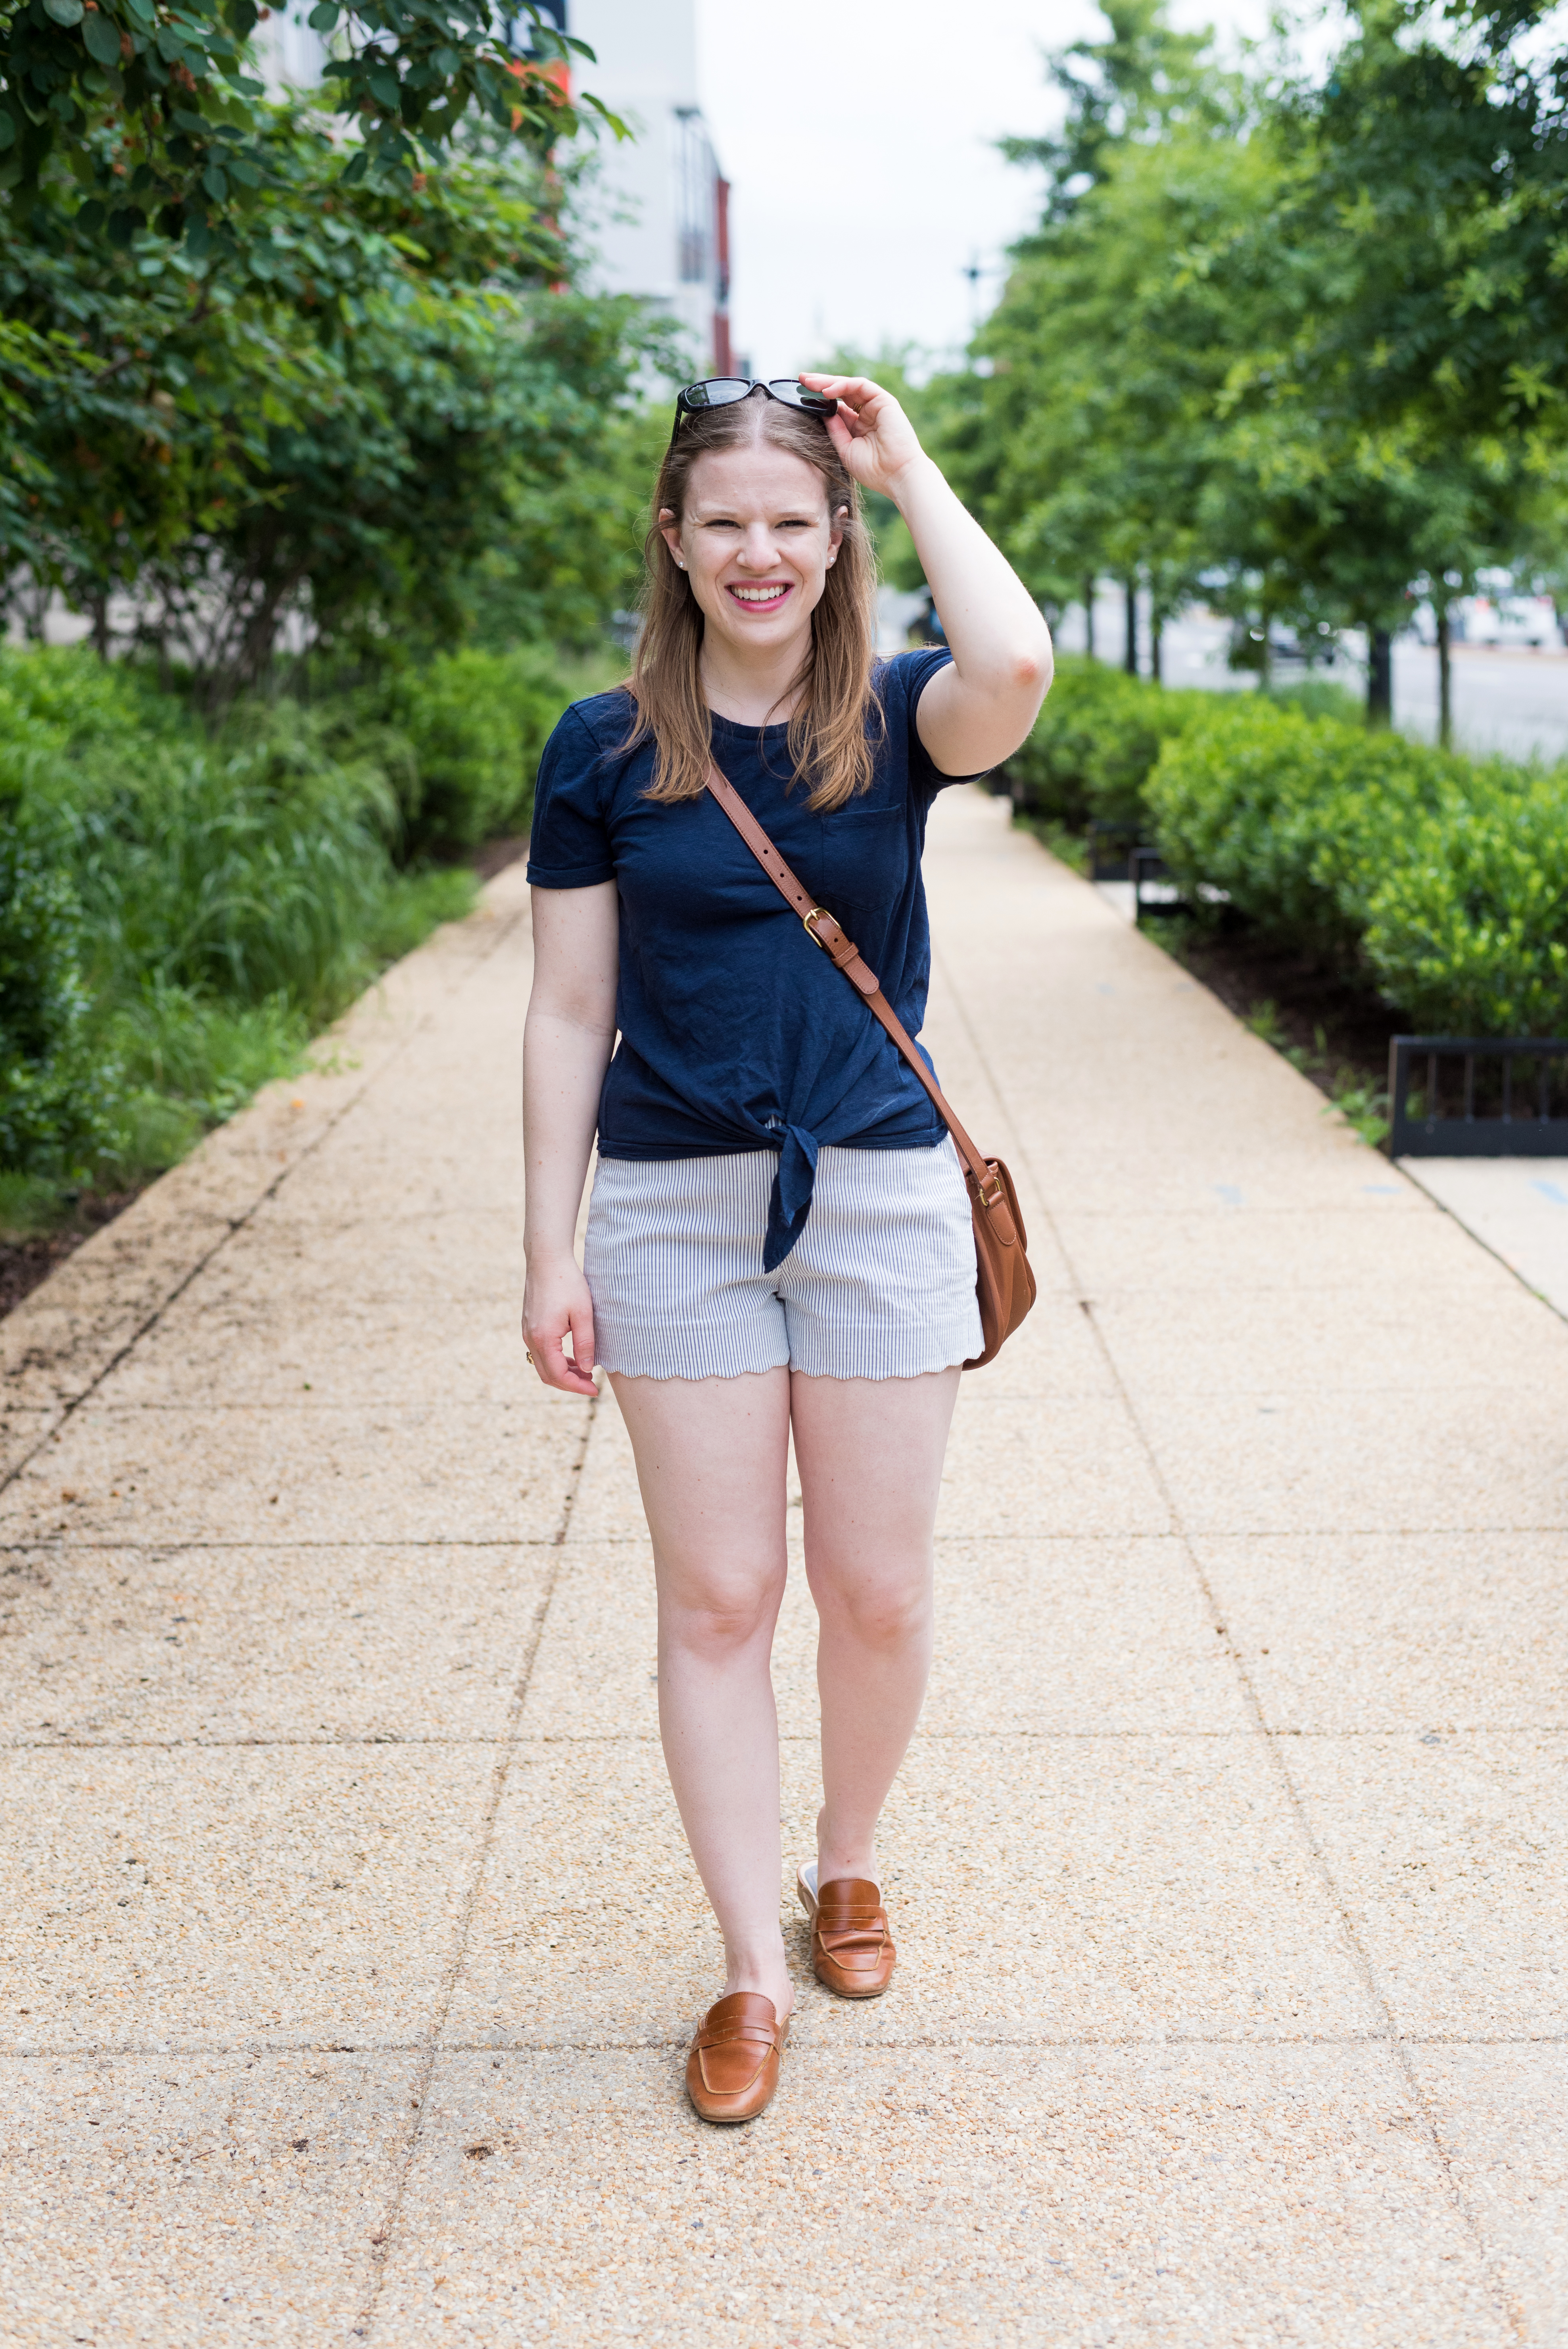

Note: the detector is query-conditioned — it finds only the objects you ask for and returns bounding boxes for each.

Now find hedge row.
[0,643,583,1196]
[1000,659,1568,1037]
[996,657,1211,835]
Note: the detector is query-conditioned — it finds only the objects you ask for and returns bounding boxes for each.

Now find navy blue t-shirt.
[526,648,970,1267]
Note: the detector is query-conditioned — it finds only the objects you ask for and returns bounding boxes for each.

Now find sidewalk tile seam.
[15,1519,1568,1554]
[25,1400,576,1417]
[7,1725,1565,1750]
[0,1537,564,1554]
[18,2030,1563,2062]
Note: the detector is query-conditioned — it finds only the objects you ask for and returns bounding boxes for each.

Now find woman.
[522,372,1050,2124]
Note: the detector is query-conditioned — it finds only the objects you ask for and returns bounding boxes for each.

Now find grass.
[0,1172,64,1237]
[3,647,492,1217]
[4,862,479,1245]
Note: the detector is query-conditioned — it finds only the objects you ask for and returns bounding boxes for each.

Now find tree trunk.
[90,592,110,661]
[1123,577,1138,676]
[1366,626,1393,727]
[1151,612,1163,685]
[1083,576,1096,661]
[1436,606,1452,749]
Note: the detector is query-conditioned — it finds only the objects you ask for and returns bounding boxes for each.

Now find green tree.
[958,92,1271,675]
[1205,1,1547,725]
[934,4,1255,672]
[999,0,1217,221]
[2,104,668,698]
[0,0,612,260]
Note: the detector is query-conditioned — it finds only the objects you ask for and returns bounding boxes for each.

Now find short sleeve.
[893,647,986,795]
[526,706,616,888]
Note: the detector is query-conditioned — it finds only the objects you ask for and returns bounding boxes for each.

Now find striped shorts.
[584,1139,982,1381]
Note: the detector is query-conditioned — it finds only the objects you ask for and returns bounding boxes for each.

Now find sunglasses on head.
[669,376,838,444]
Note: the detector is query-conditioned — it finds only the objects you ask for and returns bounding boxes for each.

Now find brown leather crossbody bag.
[705,760,1036,1370]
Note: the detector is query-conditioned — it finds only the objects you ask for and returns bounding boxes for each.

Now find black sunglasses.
[670,376,838,444]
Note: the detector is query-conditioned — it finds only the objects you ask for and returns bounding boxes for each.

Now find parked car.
[1226,620,1340,671]
[1407,592,1563,648]
[1466,592,1560,647]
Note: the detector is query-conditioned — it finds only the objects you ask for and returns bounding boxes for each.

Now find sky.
[692,0,1291,377]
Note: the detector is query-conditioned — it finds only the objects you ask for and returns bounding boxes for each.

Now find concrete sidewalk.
[2,789,1564,2346]
[1402,1156,1568,1322]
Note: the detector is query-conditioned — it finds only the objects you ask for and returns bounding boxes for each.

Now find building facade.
[558,0,731,372]
[256,0,732,372]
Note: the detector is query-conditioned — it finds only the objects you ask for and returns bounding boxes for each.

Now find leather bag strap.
[704,760,1005,1215]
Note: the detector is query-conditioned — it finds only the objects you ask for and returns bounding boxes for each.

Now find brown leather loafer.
[685,1992,788,2125]
[796,1862,896,1998]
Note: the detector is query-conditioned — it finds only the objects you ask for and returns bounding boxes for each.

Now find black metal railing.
[1086,820,1136,881]
[1388,1035,1568,1156]
[1129,846,1188,926]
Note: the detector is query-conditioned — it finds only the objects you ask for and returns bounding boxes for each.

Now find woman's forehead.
[683,443,829,515]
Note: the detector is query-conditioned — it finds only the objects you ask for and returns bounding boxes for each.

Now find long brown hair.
[621,391,883,812]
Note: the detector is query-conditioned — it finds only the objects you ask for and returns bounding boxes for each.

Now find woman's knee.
[808,1555,932,1651]
[658,1558,786,1659]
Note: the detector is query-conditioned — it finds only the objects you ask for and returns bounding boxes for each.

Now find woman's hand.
[801,374,931,505]
[522,1250,599,1398]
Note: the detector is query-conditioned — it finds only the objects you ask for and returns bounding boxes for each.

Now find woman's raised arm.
[522,880,619,1396]
[802,372,1052,778]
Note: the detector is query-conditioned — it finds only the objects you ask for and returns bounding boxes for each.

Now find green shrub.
[70,717,399,1017]
[1264,675,1364,724]
[1146,695,1568,1034]
[0,644,499,1191]
[1000,657,1210,834]
[1362,779,1568,1033]
[0,794,120,1177]
[1147,701,1448,947]
[329,645,581,857]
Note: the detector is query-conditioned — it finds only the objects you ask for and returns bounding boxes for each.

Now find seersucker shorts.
[585,1139,982,1380]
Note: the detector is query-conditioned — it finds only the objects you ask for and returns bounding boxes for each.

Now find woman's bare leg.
[791,1368,962,1886]
[610,1367,795,2021]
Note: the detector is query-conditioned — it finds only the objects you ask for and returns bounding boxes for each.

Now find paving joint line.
[17,1519,1565,1552]
[347,1390,596,2341]
[8,2029,1565,2064]
[22,1400,574,1415]
[8,1725,1562,1753]
[929,909,1531,2342]
[0,1537,574,1554]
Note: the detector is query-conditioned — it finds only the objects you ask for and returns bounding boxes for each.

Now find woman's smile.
[726,580,794,611]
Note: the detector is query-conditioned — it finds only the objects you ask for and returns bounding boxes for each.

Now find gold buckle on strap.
[803,906,833,941]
